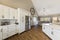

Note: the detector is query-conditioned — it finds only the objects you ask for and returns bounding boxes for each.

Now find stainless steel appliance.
[25,16,30,31]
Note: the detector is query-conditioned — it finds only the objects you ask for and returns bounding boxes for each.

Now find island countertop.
[42,23,60,30]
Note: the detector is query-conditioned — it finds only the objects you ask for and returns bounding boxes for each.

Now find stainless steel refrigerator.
[25,16,31,31]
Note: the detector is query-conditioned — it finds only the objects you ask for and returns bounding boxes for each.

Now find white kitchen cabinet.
[8,24,17,37]
[14,9,18,19]
[49,26,53,39]
[9,8,14,19]
[0,5,4,19]
[53,29,60,40]
[19,15,25,33]
[42,24,46,33]
[2,24,18,39]
[15,25,19,33]
[42,23,60,40]
[3,6,10,19]
[0,5,10,19]
[42,23,53,39]
[10,8,17,19]
[0,4,17,19]
[42,24,49,35]
[2,26,8,39]
[0,28,2,40]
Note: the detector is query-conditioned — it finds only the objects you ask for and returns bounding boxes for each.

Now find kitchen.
[0,0,60,40]
[0,3,31,40]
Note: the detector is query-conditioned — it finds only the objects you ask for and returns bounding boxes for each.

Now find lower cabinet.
[2,24,18,39]
[2,26,8,39]
[42,24,50,36]
[42,24,53,40]
[42,24,60,40]
[0,28,2,40]
[53,30,60,40]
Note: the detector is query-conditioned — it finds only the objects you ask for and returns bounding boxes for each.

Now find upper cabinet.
[14,9,18,19]
[0,5,4,19]
[10,8,15,19]
[0,4,18,19]
[10,8,18,19]
[3,6,10,19]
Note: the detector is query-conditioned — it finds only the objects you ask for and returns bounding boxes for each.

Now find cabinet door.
[45,25,49,35]
[2,26,8,39]
[15,25,19,33]
[3,6,10,19]
[42,24,45,32]
[8,24,17,37]
[20,14,25,33]
[42,24,48,34]
[53,30,60,40]
[0,5,4,19]
[15,10,18,19]
[49,26,53,39]
[0,29,2,40]
[10,8,15,19]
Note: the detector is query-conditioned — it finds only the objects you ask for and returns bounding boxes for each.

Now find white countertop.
[0,24,17,30]
[42,23,60,30]
[50,24,60,30]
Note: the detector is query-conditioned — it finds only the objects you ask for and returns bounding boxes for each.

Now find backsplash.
[0,19,17,26]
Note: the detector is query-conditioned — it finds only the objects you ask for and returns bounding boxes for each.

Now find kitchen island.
[42,23,60,40]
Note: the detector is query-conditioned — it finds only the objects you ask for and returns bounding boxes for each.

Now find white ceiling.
[31,0,60,16]
[0,0,33,10]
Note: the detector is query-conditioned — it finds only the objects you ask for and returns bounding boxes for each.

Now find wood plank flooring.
[5,27,51,40]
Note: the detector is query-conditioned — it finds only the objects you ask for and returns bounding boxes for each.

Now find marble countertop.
[42,23,60,30]
[50,24,60,30]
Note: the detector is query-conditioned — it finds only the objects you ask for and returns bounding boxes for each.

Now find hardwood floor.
[5,27,51,40]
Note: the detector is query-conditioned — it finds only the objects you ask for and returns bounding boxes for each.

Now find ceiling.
[31,0,60,16]
[0,0,33,11]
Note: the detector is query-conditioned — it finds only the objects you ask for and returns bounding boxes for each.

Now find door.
[25,16,29,31]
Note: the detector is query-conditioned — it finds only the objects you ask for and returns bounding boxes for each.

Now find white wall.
[31,0,60,16]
